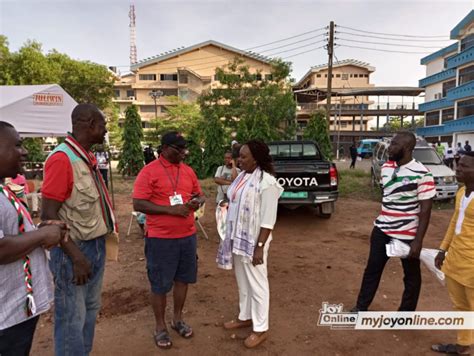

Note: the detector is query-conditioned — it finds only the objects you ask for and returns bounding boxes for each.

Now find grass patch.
[338,169,380,201]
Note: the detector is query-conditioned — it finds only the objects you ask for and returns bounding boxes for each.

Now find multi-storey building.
[292,59,375,131]
[113,40,273,127]
[417,10,474,146]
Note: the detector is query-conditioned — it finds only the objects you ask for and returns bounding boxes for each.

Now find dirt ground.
[31,191,458,356]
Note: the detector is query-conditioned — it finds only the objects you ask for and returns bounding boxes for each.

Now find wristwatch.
[257,241,264,247]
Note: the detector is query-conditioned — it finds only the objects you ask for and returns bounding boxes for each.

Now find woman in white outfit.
[217,139,283,348]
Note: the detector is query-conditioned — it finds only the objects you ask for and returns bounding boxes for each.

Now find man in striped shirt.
[352,132,435,312]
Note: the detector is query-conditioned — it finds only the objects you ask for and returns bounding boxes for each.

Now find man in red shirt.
[133,131,205,349]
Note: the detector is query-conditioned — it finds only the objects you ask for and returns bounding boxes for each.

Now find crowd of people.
[0,103,473,355]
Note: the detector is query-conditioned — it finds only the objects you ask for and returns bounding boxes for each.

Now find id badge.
[169,193,183,206]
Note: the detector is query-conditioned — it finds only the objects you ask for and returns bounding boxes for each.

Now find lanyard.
[0,184,36,316]
[160,159,180,194]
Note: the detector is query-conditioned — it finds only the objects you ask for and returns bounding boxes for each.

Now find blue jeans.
[49,237,106,356]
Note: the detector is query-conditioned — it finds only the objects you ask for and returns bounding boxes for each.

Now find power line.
[337,44,431,54]
[336,31,452,43]
[281,45,326,59]
[336,38,445,49]
[337,25,449,39]
[258,33,326,53]
[266,39,327,57]
[245,26,327,50]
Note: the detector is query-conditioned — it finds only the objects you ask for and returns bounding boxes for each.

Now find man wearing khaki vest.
[42,104,117,356]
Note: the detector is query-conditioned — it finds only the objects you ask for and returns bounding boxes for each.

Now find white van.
[371,138,458,200]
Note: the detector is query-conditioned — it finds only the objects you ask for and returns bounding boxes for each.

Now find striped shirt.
[375,159,435,240]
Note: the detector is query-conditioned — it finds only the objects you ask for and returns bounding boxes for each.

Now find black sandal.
[154,329,172,349]
[431,343,471,355]
[171,320,193,338]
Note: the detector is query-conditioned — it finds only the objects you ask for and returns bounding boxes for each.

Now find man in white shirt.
[214,151,239,204]
[444,143,455,169]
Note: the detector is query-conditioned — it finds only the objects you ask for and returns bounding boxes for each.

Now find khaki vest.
[47,144,108,241]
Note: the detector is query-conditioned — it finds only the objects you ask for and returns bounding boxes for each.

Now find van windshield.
[413,148,443,165]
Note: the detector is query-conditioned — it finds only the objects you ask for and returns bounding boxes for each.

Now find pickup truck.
[268,140,339,218]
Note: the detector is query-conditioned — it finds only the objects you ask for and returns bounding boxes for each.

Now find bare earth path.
[32,194,456,356]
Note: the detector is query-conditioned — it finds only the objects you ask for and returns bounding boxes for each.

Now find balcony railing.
[445,114,474,132]
[446,46,474,69]
[419,98,454,112]
[298,102,419,112]
[416,125,446,137]
[419,69,456,88]
[446,80,474,101]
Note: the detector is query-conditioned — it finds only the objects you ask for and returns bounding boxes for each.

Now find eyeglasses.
[391,166,400,181]
[169,144,187,153]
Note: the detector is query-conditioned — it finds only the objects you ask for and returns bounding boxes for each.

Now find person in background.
[432,152,474,355]
[214,151,239,205]
[349,142,358,169]
[455,142,464,166]
[5,174,41,218]
[144,144,156,165]
[217,140,283,349]
[436,142,445,158]
[464,140,472,153]
[351,132,435,312]
[95,145,109,188]
[444,143,455,169]
[0,121,66,356]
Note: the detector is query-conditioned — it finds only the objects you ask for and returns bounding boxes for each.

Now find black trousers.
[0,316,39,356]
[350,156,357,169]
[99,168,109,188]
[355,227,421,311]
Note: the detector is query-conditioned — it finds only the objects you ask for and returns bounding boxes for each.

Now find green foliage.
[303,109,333,159]
[199,58,296,143]
[105,105,123,150]
[118,105,144,176]
[22,138,45,162]
[380,116,424,132]
[0,37,114,110]
[201,114,226,178]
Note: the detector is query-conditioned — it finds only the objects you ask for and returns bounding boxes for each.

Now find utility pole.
[149,90,163,119]
[326,21,335,124]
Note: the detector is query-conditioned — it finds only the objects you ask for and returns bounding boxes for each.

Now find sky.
[1,0,473,87]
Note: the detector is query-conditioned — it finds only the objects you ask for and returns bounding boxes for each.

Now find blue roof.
[420,43,458,65]
[451,10,474,39]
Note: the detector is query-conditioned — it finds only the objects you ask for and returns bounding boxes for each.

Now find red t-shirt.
[132,157,203,239]
[42,151,98,202]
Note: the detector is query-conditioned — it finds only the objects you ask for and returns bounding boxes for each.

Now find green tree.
[199,58,296,143]
[1,37,114,109]
[380,116,424,132]
[104,105,123,150]
[22,138,45,162]
[303,109,333,159]
[118,105,144,176]
[201,113,226,178]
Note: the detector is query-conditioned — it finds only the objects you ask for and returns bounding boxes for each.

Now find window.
[139,74,156,81]
[425,111,440,126]
[141,121,152,129]
[457,98,474,119]
[325,74,328,78]
[114,89,120,98]
[268,143,321,159]
[179,74,188,84]
[160,74,178,81]
[265,74,273,81]
[336,74,341,78]
[461,33,474,51]
[161,89,178,96]
[316,74,321,78]
[140,106,156,113]
[444,54,457,69]
[459,65,474,85]
[350,74,353,78]
[442,79,456,97]
[126,89,135,98]
[341,74,348,80]
[442,108,454,123]
[364,74,369,78]
[340,122,347,128]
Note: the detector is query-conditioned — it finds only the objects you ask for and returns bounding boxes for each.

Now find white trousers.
[233,238,271,332]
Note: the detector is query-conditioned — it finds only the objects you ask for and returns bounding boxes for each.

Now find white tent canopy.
[0,84,77,137]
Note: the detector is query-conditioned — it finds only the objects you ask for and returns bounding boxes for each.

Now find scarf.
[217,168,262,270]
[0,184,36,316]
[64,135,118,233]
